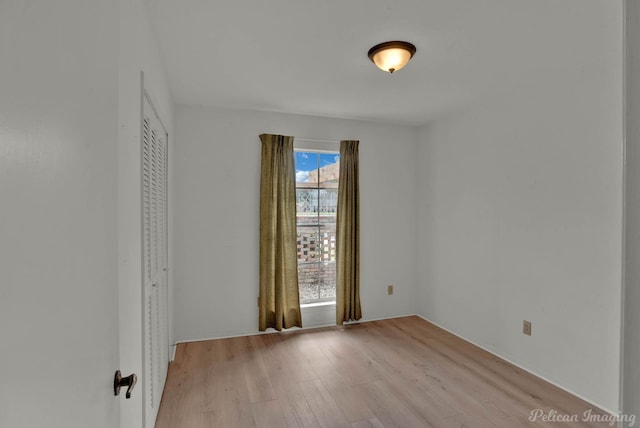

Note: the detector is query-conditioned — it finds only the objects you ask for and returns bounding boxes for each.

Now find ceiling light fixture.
[368,41,416,74]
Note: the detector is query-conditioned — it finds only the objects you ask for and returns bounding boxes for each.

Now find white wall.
[173,106,418,341]
[623,0,640,422]
[117,0,174,427]
[416,22,623,412]
[0,1,121,427]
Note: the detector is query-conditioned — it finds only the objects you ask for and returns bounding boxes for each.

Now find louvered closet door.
[142,93,169,428]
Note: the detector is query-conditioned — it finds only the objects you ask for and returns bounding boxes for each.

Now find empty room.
[2,0,640,427]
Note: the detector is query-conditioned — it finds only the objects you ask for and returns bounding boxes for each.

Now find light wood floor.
[156,316,613,427]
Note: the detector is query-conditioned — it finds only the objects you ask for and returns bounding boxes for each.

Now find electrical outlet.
[388,285,394,295]
[523,320,532,336]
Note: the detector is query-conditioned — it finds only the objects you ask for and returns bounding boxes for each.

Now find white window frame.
[294,139,340,307]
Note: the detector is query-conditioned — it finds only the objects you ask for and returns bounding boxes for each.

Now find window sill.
[301,301,336,309]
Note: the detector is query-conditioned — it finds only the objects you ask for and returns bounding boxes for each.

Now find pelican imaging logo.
[529,408,636,426]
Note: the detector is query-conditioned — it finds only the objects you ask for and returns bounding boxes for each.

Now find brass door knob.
[114,370,137,399]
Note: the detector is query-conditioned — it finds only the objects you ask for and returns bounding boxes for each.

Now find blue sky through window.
[295,152,339,183]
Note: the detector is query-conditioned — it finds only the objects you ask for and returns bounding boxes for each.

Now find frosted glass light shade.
[368,41,416,73]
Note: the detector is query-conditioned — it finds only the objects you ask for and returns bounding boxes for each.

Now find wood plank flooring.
[155,316,614,427]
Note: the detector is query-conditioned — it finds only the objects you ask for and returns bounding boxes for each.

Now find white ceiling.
[144,0,619,126]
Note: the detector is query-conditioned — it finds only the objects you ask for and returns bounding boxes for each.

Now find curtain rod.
[296,137,340,144]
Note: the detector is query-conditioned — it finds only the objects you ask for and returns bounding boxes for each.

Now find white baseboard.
[172,313,418,345]
[173,318,336,345]
[170,344,177,362]
[170,312,620,417]
[414,314,621,417]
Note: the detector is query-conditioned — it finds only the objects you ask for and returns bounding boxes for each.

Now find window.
[295,150,340,305]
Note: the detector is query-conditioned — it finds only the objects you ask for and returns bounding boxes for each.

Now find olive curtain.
[258,134,302,331]
[336,140,362,324]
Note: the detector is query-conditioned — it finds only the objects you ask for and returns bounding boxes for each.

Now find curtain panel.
[258,134,302,331]
[336,140,362,324]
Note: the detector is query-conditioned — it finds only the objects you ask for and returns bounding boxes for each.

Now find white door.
[142,92,170,428]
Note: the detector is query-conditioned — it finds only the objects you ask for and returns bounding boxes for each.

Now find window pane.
[298,263,336,304]
[295,152,318,185]
[298,263,320,303]
[296,229,321,263]
[295,149,338,304]
[319,189,338,217]
[296,188,318,225]
[318,224,336,261]
[319,262,336,301]
[319,153,339,189]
